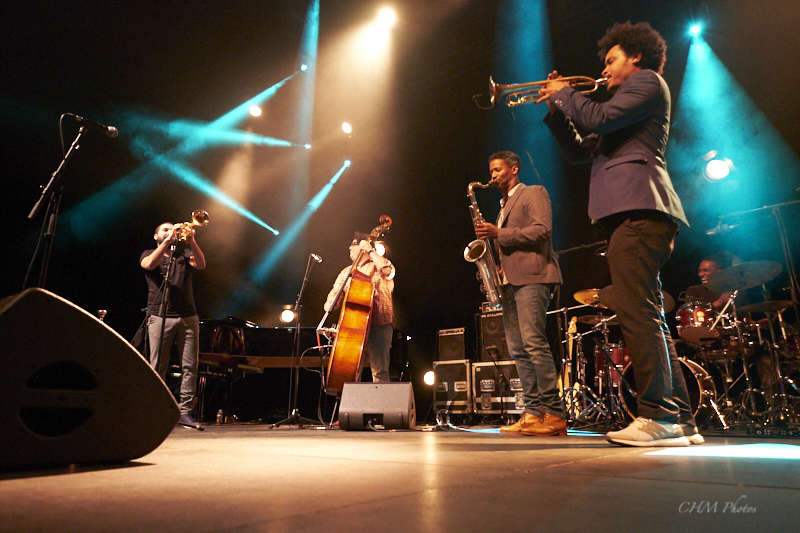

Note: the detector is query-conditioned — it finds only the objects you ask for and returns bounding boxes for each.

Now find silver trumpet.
[464,180,503,309]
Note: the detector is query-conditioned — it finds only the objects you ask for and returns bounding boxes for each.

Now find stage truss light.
[249,106,262,117]
[702,150,735,182]
[342,122,352,135]
[279,306,296,324]
[344,159,351,167]
[377,7,396,28]
[423,370,435,386]
[690,24,702,37]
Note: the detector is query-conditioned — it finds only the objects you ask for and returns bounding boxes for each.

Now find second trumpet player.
[475,151,565,436]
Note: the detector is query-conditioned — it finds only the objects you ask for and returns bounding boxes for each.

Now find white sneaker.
[606,417,690,447]
[682,425,705,445]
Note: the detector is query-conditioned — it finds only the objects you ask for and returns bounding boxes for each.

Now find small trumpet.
[476,76,608,109]
[174,210,209,242]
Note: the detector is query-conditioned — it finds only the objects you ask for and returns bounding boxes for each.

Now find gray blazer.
[543,69,688,226]
[496,183,562,286]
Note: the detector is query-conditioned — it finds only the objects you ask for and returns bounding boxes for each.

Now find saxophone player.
[475,151,565,436]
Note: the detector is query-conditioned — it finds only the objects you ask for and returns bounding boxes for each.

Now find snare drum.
[594,343,630,387]
[701,328,748,360]
[676,301,721,344]
[620,358,717,422]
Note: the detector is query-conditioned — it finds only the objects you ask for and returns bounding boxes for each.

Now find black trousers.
[600,211,696,426]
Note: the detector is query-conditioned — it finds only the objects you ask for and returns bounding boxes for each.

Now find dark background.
[3,0,799,420]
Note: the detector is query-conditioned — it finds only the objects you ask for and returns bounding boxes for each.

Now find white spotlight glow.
[342,122,352,134]
[279,307,296,324]
[377,7,396,28]
[300,64,308,71]
[423,370,435,386]
[304,143,311,150]
[249,106,262,117]
[374,242,386,256]
[690,24,702,37]
[702,150,735,182]
[344,160,351,167]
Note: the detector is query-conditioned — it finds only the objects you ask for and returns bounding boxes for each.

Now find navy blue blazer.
[496,183,562,287]
[543,69,688,226]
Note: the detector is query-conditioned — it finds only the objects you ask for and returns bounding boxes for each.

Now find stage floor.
[2,424,800,532]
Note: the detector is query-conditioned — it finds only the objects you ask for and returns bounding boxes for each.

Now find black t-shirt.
[141,247,197,317]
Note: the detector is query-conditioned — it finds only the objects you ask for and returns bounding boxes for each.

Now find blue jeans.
[502,283,564,418]
[366,323,393,383]
[147,314,200,415]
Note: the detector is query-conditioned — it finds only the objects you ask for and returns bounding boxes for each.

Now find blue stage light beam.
[215,162,349,315]
[122,116,302,148]
[668,38,800,224]
[248,162,348,283]
[148,154,279,235]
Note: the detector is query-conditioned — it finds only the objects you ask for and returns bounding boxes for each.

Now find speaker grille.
[478,311,510,362]
[437,328,465,361]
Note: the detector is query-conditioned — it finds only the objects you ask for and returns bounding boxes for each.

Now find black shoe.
[178,414,203,430]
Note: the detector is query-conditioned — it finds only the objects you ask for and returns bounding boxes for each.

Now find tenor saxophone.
[464,180,503,308]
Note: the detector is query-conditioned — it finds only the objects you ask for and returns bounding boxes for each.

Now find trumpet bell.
[174,210,210,242]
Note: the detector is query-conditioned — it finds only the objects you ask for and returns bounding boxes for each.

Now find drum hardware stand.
[561,329,609,425]
[593,315,630,427]
[485,345,512,424]
[756,292,799,427]
[708,289,767,423]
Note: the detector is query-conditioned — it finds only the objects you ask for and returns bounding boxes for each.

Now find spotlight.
[342,122,352,134]
[690,24,702,37]
[300,64,308,71]
[423,370,435,386]
[249,106,262,117]
[304,143,311,150]
[279,306,296,324]
[344,160,351,167]
[377,7,396,28]
[702,150,735,182]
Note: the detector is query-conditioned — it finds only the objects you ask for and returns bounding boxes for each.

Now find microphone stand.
[273,255,323,427]
[26,126,88,289]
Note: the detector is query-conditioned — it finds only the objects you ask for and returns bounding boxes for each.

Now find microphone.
[68,113,119,138]
[706,222,739,236]
[311,254,322,263]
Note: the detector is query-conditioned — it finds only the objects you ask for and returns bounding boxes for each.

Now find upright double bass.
[324,216,392,395]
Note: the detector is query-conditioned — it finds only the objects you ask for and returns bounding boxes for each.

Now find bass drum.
[620,358,717,424]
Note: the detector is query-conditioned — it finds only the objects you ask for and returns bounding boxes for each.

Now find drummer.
[684,253,748,311]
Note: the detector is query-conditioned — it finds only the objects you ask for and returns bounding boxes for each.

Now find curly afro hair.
[597,21,667,75]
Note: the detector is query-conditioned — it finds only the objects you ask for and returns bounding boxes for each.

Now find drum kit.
[557,260,800,431]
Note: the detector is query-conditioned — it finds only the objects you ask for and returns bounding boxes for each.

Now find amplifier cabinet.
[477,311,511,362]
[472,360,524,414]
[437,327,466,361]
[433,359,473,414]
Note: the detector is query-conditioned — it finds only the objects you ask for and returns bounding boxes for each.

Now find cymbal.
[737,300,794,314]
[574,288,607,308]
[706,261,782,293]
[575,314,618,326]
[598,285,675,313]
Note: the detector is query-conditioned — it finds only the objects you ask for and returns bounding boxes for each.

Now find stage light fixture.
[279,306,296,324]
[304,143,311,150]
[300,64,308,71]
[423,370,435,386]
[342,122,352,134]
[249,106,262,117]
[702,150,735,182]
[344,160,351,167]
[377,7,396,28]
[690,24,702,37]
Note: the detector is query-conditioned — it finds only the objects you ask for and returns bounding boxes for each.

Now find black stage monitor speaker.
[437,328,465,361]
[479,311,511,362]
[338,382,416,430]
[0,288,180,469]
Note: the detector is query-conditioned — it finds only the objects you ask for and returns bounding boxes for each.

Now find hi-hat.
[574,288,607,308]
[706,261,782,293]
[598,285,675,313]
[737,300,793,314]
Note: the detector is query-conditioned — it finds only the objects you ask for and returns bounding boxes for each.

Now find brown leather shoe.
[520,413,567,436]
[499,412,541,433]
